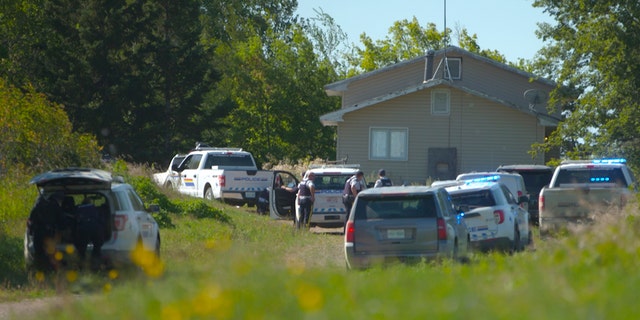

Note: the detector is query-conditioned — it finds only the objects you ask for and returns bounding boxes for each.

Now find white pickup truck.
[153,153,186,189]
[538,158,637,232]
[172,147,281,206]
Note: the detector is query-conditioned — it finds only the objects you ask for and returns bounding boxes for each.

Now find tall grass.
[20,199,640,319]
[4,164,640,318]
[0,168,37,229]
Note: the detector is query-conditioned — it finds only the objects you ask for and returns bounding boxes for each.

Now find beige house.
[320,46,560,185]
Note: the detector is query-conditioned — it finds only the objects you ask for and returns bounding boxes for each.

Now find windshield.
[205,153,255,168]
[518,171,553,195]
[354,195,437,220]
[312,174,353,191]
[556,168,628,187]
[449,190,496,208]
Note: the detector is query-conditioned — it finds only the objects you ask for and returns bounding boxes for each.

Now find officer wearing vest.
[374,169,393,188]
[342,170,366,217]
[296,171,315,230]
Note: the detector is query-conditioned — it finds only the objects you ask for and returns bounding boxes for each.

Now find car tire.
[204,186,214,200]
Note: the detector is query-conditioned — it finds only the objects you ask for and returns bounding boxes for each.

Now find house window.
[443,58,461,80]
[431,89,450,115]
[370,128,408,161]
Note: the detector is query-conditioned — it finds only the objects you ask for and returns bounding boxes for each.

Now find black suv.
[496,164,554,226]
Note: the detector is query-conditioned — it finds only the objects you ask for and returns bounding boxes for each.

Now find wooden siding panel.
[337,88,547,184]
[450,92,546,172]
[451,56,554,114]
[342,61,425,107]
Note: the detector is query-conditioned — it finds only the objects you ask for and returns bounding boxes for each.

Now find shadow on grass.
[0,234,29,287]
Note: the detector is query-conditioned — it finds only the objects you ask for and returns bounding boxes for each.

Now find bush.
[0,79,102,175]
[174,199,231,223]
[127,171,231,226]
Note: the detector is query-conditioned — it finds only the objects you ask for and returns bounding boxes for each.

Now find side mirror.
[147,204,160,212]
[457,205,469,213]
[171,163,182,172]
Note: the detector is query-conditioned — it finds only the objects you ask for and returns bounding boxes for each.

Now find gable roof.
[320,46,561,127]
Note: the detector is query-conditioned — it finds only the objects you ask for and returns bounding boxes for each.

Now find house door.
[428,148,457,180]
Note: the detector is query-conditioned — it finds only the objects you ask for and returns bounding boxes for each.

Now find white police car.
[446,176,530,252]
[292,165,362,228]
[25,168,161,271]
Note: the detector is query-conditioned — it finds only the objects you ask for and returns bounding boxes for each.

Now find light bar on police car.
[592,158,626,164]
[464,175,501,184]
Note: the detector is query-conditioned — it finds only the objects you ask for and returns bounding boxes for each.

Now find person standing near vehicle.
[74,197,106,269]
[296,171,315,229]
[342,170,366,216]
[28,191,65,271]
[374,169,393,188]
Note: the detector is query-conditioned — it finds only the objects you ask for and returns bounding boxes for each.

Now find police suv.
[268,164,363,228]
[446,176,531,252]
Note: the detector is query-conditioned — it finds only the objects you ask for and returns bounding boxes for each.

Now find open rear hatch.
[30,167,113,192]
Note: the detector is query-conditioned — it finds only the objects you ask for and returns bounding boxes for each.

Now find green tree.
[196,1,342,165]
[211,23,338,165]
[531,0,640,170]
[346,17,509,75]
[0,79,101,173]
[1,0,213,163]
[300,8,351,78]
[348,17,447,74]
[456,27,507,64]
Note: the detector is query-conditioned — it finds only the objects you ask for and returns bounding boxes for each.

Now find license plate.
[387,229,405,239]
[245,192,255,198]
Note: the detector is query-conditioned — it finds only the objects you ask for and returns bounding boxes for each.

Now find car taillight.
[114,215,128,231]
[494,210,505,224]
[539,194,545,211]
[345,221,355,243]
[437,218,447,240]
[219,175,226,187]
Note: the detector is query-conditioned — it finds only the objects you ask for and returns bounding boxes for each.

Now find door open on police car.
[269,171,299,220]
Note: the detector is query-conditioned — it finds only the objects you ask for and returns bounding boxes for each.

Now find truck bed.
[539,185,629,230]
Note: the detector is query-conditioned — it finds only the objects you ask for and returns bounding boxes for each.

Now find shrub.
[0,79,102,175]
[128,172,231,227]
[174,199,231,223]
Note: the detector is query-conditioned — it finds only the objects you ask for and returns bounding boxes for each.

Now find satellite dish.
[524,89,548,112]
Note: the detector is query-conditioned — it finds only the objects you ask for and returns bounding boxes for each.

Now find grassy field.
[2,175,640,319]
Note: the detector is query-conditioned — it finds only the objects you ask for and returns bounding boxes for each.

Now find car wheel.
[204,186,214,200]
[512,225,521,253]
